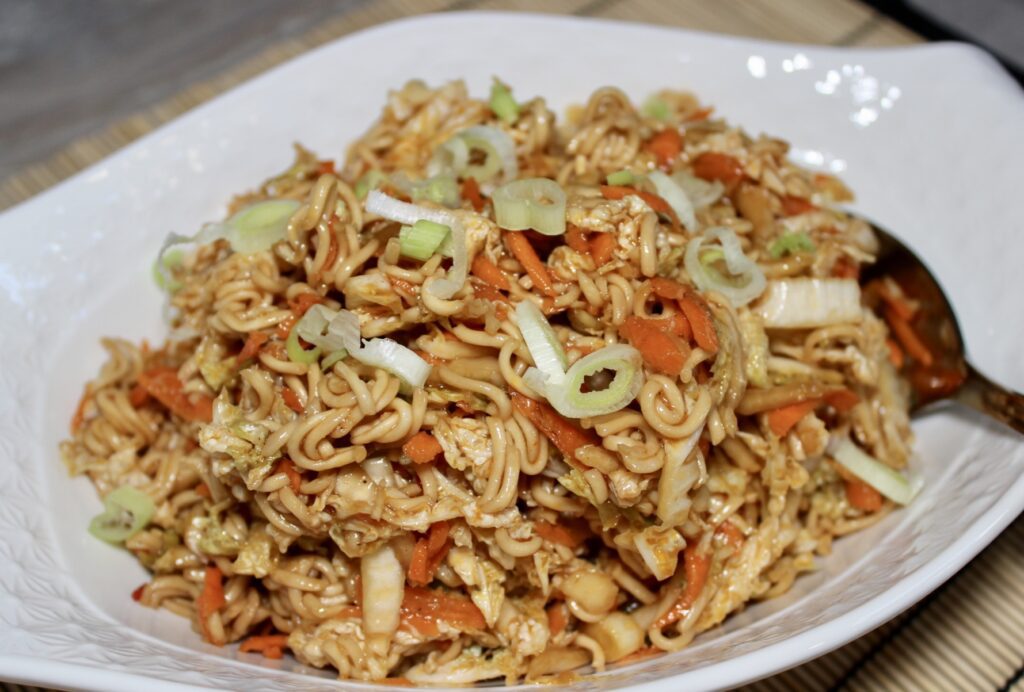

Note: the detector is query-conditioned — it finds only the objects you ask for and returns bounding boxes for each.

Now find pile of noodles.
[62,79,916,684]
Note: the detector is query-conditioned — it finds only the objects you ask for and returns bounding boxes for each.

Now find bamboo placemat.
[2,1,1021,690]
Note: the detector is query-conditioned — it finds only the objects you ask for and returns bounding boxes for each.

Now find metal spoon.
[860,221,1024,434]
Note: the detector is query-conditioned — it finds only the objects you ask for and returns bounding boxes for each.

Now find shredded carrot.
[691,152,745,186]
[274,459,302,493]
[129,383,149,408]
[414,350,446,366]
[565,225,590,255]
[698,435,711,459]
[322,227,339,268]
[845,479,883,512]
[687,106,714,121]
[589,232,617,267]
[408,521,452,586]
[823,388,859,413]
[677,292,719,355]
[510,392,599,463]
[714,521,744,549]
[316,160,335,176]
[650,276,687,301]
[403,431,444,465]
[240,634,289,660]
[237,331,269,366]
[647,128,682,167]
[505,231,557,297]
[131,583,146,602]
[534,520,589,548]
[197,565,225,643]
[288,292,324,317]
[380,679,414,687]
[600,186,680,231]
[617,646,662,665]
[471,281,511,316]
[831,255,860,279]
[196,483,211,498]
[870,278,917,322]
[780,195,818,216]
[461,176,486,212]
[389,276,419,297]
[546,602,568,636]
[280,387,304,413]
[471,255,511,291]
[71,389,91,433]
[619,316,690,376]
[138,367,213,423]
[883,306,934,367]
[401,587,486,636]
[654,548,710,628]
[275,314,297,340]
[766,399,821,437]
[886,338,905,369]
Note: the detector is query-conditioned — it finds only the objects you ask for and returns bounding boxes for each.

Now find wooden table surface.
[1,1,1021,691]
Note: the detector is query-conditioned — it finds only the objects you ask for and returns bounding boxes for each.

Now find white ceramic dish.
[0,11,1022,692]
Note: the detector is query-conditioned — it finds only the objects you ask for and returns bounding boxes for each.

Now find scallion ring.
[492,178,566,237]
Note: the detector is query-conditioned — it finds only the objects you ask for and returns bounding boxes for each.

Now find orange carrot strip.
[197,566,225,642]
[288,292,324,317]
[691,152,745,185]
[510,392,599,463]
[823,388,859,413]
[650,276,688,301]
[237,331,269,366]
[71,390,91,433]
[380,679,414,687]
[280,387,304,413]
[274,459,302,493]
[505,231,557,297]
[471,255,511,291]
[687,106,714,122]
[401,587,486,635]
[831,255,860,279]
[845,479,884,511]
[714,521,745,549]
[408,521,452,586]
[129,383,149,408]
[589,232,617,267]
[534,520,589,549]
[886,338,905,369]
[323,227,339,268]
[131,583,146,602]
[403,431,444,465]
[654,548,710,628]
[600,186,681,231]
[780,195,818,216]
[647,128,682,167]
[546,602,568,636]
[766,399,821,437]
[389,276,419,297]
[677,292,719,355]
[871,279,917,321]
[619,316,690,376]
[462,176,486,212]
[195,483,211,499]
[565,225,590,255]
[316,160,335,176]
[883,306,934,367]
[408,540,432,586]
[617,646,662,665]
[239,634,289,660]
[138,367,213,423]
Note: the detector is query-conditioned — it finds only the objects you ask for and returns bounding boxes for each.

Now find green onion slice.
[428,126,518,183]
[489,79,520,124]
[286,327,322,365]
[516,299,569,381]
[768,231,816,259]
[543,344,644,418]
[321,349,348,370]
[492,178,566,236]
[648,171,697,230]
[152,248,185,293]
[684,226,766,307]
[224,199,302,254]
[606,170,636,186]
[88,486,155,544]
[830,437,920,505]
[642,97,671,121]
[399,220,452,261]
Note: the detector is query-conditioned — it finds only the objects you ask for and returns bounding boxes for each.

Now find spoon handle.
[956,364,1024,435]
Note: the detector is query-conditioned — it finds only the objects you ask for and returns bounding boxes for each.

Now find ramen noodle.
[61,79,920,684]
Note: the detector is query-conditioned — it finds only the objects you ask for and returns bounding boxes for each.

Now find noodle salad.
[62,79,921,684]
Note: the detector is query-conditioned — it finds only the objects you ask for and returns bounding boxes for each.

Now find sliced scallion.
[606,170,636,186]
[321,349,348,370]
[153,248,184,293]
[88,486,155,544]
[545,344,644,418]
[355,170,387,200]
[286,326,322,365]
[642,97,670,121]
[768,231,816,259]
[516,300,568,381]
[225,199,301,255]
[831,437,920,505]
[399,219,451,261]
[492,178,566,236]
[489,79,520,124]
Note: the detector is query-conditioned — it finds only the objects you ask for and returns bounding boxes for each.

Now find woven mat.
[2,1,1021,690]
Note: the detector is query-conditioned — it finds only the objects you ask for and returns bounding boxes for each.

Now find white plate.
[0,11,1021,692]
